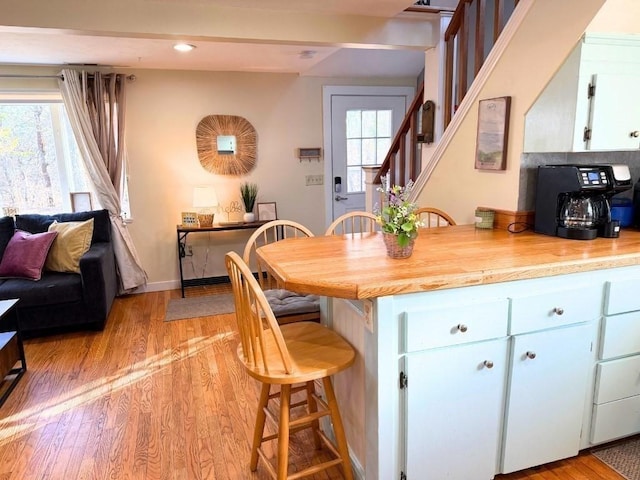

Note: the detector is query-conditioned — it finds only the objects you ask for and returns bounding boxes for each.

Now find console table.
[177,221,269,297]
[0,299,26,408]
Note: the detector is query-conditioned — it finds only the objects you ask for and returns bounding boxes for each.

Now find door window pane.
[344,108,392,193]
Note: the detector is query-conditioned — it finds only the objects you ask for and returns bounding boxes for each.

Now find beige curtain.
[58,69,147,293]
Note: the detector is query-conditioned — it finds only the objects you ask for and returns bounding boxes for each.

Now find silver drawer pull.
[552,307,564,316]
[525,351,537,360]
[483,360,494,369]
[457,324,468,333]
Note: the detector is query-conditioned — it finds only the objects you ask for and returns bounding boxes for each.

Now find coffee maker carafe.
[535,165,631,240]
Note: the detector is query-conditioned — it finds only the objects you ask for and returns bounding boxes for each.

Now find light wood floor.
[0,285,627,480]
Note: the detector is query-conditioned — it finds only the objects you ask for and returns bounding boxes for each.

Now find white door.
[405,338,508,480]
[323,86,414,225]
[588,74,640,150]
[501,323,592,474]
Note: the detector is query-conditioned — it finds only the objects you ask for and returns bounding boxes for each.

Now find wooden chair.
[416,207,456,228]
[225,251,355,480]
[325,211,379,236]
[243,220,320,324]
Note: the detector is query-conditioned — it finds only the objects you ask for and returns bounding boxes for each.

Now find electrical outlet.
[305,174,324,186]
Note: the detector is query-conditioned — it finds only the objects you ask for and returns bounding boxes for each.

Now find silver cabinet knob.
[525,351,537,360]
[457,324,468,333]
[630,131,639,138]
[483,360,494,369]
[552,307,564,315]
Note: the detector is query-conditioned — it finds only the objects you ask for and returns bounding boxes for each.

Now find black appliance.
[534,164,632,240]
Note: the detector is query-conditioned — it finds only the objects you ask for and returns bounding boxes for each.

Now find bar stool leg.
[322,377,354,480]
[277,384,292,480]
[251,383,271,471]
[305,380,322,449]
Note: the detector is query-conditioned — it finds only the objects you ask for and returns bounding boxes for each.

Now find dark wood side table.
[176,221,270,297]
[0,299,26,407]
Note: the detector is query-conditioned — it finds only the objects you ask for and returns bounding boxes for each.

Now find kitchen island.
[257,226,640,480]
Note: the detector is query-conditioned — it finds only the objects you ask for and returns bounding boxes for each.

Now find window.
[0,93,130,218]
[345,109,392,193]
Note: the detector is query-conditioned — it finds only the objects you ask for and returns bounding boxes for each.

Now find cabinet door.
[405,338,508,480]
[501,324,591,473]
[588,74,640,150]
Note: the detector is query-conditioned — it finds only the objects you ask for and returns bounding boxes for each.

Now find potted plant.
[240,182,258,222]
[374,178,423,258]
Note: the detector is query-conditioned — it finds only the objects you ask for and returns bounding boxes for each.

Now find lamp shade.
[193,186,218,208]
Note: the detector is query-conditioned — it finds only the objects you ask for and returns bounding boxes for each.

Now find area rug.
[164,294,235,321]
[592,436,640,480]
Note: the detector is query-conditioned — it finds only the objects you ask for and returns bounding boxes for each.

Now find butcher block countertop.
[256,225,640,300]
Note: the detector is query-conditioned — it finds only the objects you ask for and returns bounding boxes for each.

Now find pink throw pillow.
[0,230,58,280]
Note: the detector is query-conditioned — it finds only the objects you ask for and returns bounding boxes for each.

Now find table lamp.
[193,186,218,227]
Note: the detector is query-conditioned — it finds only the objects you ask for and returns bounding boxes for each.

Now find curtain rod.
[0,73,136,81]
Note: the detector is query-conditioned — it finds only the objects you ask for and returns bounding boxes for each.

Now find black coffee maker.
[534,164,631,240]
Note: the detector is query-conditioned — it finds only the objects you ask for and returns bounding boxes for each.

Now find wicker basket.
[382,232,415,259]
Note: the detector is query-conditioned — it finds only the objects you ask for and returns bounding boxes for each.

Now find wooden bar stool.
[225,251,355,480]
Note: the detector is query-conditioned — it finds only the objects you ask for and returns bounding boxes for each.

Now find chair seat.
[239,321,355,385]
[264,289,320,317]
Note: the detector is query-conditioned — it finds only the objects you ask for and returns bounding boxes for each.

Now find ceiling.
[0,0,452,78]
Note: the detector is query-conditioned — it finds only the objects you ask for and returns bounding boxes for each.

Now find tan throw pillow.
[45,218,95,273]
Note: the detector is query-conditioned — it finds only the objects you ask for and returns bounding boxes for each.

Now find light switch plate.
[305,175,324,186]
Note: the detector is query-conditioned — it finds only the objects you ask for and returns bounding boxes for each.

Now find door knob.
[483,360,494,369]
[335,195,348,201]
[457,324,468,333]
[525,351,536,360]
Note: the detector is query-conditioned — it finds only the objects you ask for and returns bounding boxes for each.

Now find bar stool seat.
[225,251,355,480]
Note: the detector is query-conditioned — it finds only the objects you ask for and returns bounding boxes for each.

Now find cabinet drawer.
[591,396,640,444]
[404,299,508,352]
[600,312,640,359]
[594,355,640,404]
[605,279,640,315]
[509,285,602,335]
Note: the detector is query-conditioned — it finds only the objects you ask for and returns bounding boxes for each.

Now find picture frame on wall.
[70,192,92,212]
[257,202,277,221]
[475,96,511,171]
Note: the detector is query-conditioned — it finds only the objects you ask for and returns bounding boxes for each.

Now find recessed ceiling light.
[174,43,196,52]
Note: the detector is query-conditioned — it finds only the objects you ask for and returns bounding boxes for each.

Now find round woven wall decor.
[196,115,257,176]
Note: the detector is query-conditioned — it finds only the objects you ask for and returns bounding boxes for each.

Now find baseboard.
[479,207,534,231]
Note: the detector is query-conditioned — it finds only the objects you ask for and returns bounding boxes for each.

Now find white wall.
[105,69,416,290]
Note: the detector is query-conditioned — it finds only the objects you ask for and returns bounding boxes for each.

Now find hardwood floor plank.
[0,286,630,480]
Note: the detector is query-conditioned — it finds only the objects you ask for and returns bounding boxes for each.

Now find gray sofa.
[0,209,117,338]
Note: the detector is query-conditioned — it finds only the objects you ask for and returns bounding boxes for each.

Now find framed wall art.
[257,202,277,221]
[475,96,511,171]
[70,192,92,212]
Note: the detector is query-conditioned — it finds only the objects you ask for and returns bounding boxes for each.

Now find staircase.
[374,0,519,188]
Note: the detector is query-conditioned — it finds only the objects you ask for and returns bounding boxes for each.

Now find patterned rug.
[164,294,235,321]
[592,436,640,480]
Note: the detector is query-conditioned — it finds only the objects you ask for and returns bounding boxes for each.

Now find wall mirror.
[196,115,257,175]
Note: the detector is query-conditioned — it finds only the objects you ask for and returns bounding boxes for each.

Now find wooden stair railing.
[372,82,424,187]
[374,0,519,188]
[444,0,519,127]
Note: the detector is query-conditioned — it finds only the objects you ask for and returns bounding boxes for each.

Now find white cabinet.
[403,298,509,480]
[524,33,640,152]
[591,279,640,445]
[405,339,508,480]
[500,285,598,473]
[501,324,592,473]
[401,282,598,479]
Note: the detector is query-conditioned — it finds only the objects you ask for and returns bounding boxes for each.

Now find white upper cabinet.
[524,33,640,152]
